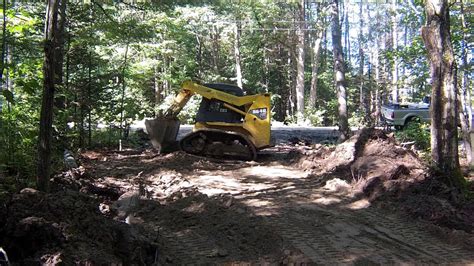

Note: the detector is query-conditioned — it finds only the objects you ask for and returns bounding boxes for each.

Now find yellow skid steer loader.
[145,81,273,160]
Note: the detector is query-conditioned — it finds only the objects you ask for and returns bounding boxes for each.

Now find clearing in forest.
[1,129,474,264]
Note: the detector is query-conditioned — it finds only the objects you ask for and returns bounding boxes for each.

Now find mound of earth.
[294,127,474,233]
[0,188,156,264]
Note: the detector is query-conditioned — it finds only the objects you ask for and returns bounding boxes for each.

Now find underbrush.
[394,121,430,151]
[90,128,149,149]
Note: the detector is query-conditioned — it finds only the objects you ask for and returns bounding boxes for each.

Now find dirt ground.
[1,128,474,264]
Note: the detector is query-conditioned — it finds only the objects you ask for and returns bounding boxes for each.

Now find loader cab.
[195,83,244,124]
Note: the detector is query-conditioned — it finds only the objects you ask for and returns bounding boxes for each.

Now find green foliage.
[0,103,39,179]
[395,121,430,151]
[304,108,326,126]
[348,113,365,128]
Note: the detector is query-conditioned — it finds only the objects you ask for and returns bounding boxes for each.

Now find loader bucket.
[144,117,180,152]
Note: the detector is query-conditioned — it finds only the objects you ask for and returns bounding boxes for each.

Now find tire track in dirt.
[182,162,474,265]
[157,228,219,264]
[264,204,474,264]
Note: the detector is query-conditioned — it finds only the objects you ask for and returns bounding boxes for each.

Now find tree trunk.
[119,43,129,139]
[211,25,220,77]
[263,40,269,92]
[87,6,92,147]
[154,63,162,113]
[373,39,381,125]
[287,29,295,117]
[322,22,327,70]
[421,0,463,185]
[196,35,202,79]
[391,0,398,103]
[65,33,73,146]
[295,0,305,123]
[275,44,287,121]
[459,0,472,164]
[79,93,84,148]
[331,0,349,141]
[0,0,6,112]
[234,21,243,88]
[0,0,5,79]
[87,51,92,146]
[309,29,323,108]
[343,2,350,63]
[37,0,67,192]
[358,0,366,122]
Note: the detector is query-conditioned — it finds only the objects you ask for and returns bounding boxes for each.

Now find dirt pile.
[294,128,426,194]
[294,128,474,233]
[0,188,157,264]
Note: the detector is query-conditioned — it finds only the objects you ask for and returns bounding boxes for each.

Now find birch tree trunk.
[37,0,67,192]
[331,0,349,141]
[421,0,463,186]
[295,0,305,123]
[391,0,399,103]
[287,29,295,117]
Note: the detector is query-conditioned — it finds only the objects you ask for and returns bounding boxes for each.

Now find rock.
[64,149,78,169]
[20,188,39,194]
[41,252,62,264]
[99,203,110,215]
[112,190,141,219]
[224,197,233,208]
[324,178,351,192]
[208,248,229,258]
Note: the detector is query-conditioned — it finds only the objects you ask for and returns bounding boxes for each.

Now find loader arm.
[163,89,194,118]
[181,81,262,108]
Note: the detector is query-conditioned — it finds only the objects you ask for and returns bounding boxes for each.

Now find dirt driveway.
[77,141,474,264]
[2,129,474,264]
